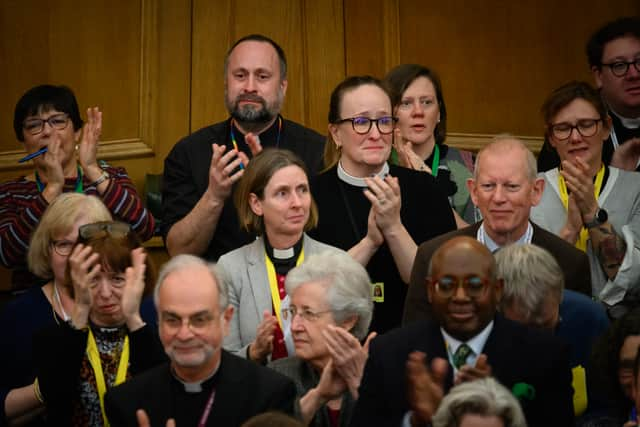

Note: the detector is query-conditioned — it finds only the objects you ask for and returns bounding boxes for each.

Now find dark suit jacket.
[350,315,575,427]
[104,350,296,427]
[403,221,593,324]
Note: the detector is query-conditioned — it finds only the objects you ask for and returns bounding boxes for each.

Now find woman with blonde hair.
[0,193,112,426]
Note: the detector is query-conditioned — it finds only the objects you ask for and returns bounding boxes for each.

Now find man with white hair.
[404,136,592,323]
[105,254,295,426]
[496,243,609,418]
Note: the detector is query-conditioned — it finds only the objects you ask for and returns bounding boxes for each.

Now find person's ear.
[221,305,234,337]
[530,178,545,207]
[591,65,604,89]
[248,193,263,216]
[426,277,434,303]
[339,314,358,333]
[467,178,478,206]
[329,124,342,148]
[493,278,504,302]
[280,78,288,97]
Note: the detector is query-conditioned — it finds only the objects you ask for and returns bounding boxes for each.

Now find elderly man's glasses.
[23,113,70,135]
[602,59,640,77]
[160,312,216,334]
[433,275,489,299]
[336,116,397,135]
[78,221,132,243]
[51,239,75,256]
[548,119,602,141]
[281,306,332,322]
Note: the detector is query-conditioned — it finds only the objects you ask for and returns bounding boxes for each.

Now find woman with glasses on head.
[31,221,164,427]
[0,193,112,426]
[269,251,375,427]
[0,84,155,291]
[309,76,456,334]
[218,149,343,364]
[383,64,476,228]
[531,81,640,316]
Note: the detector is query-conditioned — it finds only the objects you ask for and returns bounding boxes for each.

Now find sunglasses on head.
[78,221,132,244]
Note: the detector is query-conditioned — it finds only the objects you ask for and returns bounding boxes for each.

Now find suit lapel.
[423,322,455,390]
[247,238,272,319]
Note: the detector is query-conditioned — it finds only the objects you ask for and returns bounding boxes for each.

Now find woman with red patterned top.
[218,148,343,364]
[0,85,155,290]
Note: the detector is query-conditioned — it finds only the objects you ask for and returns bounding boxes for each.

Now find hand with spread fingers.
[77,107,104,182]
[120,247,148,331]
[323,326,377,399]
[406,351,448,425]
[249,310,278,362]
[207,143,249,202]
[454,353,492,385]
[68,243,102,328]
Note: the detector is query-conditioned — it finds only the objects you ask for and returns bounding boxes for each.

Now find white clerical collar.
[441,321,494,372]
[609,107,640,129]
[337,161,389,187]
[476,222,533,253]
[172,359,220,393]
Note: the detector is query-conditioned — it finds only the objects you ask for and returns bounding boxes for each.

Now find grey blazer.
[219,234,342,358]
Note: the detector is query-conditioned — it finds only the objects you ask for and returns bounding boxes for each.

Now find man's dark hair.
[224,34,287,80]
[586,16,640,68]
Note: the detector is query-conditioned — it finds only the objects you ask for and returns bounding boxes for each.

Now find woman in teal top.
[384,64,477,227]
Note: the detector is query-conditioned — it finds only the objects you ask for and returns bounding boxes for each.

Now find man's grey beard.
[225,92,283,133]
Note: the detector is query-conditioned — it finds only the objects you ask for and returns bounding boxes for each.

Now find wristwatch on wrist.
[584,207,608,229]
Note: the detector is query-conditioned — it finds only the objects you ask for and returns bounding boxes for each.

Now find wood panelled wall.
[0,0,638,284]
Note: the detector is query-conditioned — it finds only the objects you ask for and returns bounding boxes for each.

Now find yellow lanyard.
[558,164,605,252]
[86,328,130,427]
[265,248,305,328]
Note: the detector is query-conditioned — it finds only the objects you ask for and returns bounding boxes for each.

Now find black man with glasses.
[351,236,574,427]
[0,84,155,291]
[538,17,640,173]
[532,81,640,318]
[309,76,455,334]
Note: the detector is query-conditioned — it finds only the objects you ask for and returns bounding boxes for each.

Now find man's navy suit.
[350,315,575,427]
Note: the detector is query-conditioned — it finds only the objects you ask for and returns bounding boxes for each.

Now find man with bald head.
[351,236,574,427]
[404,136,592,323]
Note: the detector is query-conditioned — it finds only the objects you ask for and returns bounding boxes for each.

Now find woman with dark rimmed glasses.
[531,81,640,318]
[30,220,164,426]
[309,75,456,334]
[0,193,112,426]
[0,84,155,291]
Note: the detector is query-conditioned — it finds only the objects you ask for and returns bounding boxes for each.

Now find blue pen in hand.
[18,147,48,163]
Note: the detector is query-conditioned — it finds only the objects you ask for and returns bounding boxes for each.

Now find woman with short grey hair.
[270,251,376,427]
[432,377,527,427]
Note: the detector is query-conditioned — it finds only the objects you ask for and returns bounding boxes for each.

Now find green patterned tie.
[453,343,473,369]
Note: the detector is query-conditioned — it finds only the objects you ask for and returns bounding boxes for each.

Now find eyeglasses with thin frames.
[51,239,76,256]
[281,306,332,322]
[335,116,397,135]
[432,275,490,299]
[602,58,640,77]
[160,312,217,335]
[548,118,602,141]
[23,113,70,135]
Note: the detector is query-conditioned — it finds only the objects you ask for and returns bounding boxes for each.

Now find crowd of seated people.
[1,15,639,427]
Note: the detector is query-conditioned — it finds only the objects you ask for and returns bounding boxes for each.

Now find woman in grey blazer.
[219,149,342,363]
